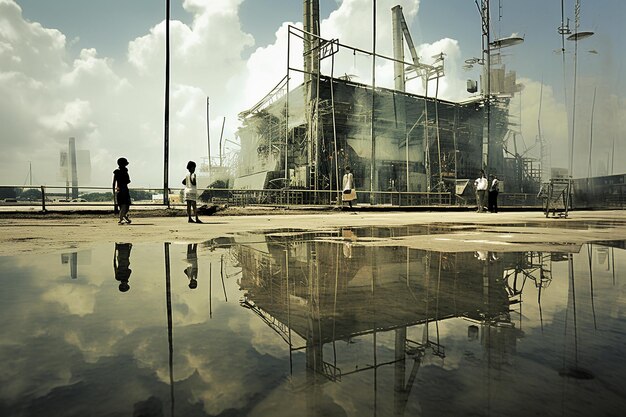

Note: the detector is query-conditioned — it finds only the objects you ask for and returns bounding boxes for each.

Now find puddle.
[1,232,625,416]
[248,220,626,242]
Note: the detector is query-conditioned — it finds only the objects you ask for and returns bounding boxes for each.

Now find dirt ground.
[1,207,625,256]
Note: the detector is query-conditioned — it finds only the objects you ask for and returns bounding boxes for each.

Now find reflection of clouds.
[0,336,76,402]
[3,242,625,416]
[41,283,98,316]
[124,324,285,415]
[246,313,291,358]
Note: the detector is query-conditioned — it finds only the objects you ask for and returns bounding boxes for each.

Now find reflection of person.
[342,228,357,258]
[184,243,198,289]
[342,166,357,210]
[183,161,202,223]
[488,174,500,213]
[114,243,132,292]
[474,170,488,213]
[113,157,132,224]
[474,250,488,261]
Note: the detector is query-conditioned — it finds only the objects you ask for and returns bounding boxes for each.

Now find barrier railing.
[1,184,571,211]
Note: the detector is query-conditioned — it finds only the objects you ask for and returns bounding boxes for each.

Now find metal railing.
[0,184,567,211]
[0,185,182,211]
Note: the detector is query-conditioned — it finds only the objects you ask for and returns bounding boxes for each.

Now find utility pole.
[370,0,377,204]
[163,0,171,206]
[480,0,491,173]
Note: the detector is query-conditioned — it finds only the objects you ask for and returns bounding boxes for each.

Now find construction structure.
[234,2,539,205]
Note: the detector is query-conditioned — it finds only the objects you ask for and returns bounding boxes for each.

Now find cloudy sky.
[1,0,624,188]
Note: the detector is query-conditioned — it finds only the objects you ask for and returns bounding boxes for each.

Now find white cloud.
[1,0,623,188]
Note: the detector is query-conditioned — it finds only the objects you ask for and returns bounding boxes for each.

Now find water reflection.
[61,250,91,280]
[183,243,198,289]
[114,243,132,292]
[0,232,624,416]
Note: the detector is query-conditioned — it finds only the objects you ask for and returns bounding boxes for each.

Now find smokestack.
[303,0,320,86]
[69,137,78,199]
[392,5,405,91]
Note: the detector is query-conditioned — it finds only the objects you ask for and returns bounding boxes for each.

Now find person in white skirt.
[342,166,357,210]
[183,161,202,223]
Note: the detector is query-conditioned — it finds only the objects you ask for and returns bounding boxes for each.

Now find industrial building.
[234,2,540,205]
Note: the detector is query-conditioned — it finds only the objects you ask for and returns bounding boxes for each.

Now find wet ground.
[1,222,625,416]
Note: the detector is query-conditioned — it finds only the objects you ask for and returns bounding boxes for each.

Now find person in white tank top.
[183,161,202,223]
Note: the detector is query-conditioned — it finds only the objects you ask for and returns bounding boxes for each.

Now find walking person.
[488,174,500,213]
[113,157,131,224]
[342,166,357,210]
[183,161,202,223]
[474,169,488,213]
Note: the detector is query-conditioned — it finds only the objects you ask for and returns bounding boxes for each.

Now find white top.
[184,173,197,201]
[475,176,488,191]
[342,172,354,191]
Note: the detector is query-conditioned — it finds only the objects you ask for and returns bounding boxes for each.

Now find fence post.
[40,186,46,212]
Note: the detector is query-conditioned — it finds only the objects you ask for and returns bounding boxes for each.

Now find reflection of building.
[232,228,552,413]
[61,250,92,280]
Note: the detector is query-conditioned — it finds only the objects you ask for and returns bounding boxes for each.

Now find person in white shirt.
[474,170,488,212]
[342,166,357,210]
[183,161,202,223]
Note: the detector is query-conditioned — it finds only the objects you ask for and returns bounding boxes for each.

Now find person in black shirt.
[113,157,132,224]
[488,174,500,213]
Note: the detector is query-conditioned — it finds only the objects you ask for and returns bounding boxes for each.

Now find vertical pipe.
[163,0,171,207]
[40,186,46,212]
[286,248,292,374]
[331,51,340,204]
[164,242,174,415]
[406,122,409,192]
[285,28,290,185]
[587,87,596,178]
[484,0,491,173]
[569,37,578,178]
[435,76,443,193]
[206,97,211,173]
[69,137,78,199]
[453,107,458,180]
[219,116,226,167]
[220,254,228,301]
[424,85,430,192]
[370,0,377,204]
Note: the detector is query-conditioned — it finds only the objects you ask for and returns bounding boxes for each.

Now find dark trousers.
[488,191,499,213]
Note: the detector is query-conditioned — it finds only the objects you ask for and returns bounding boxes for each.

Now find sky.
[1,0,624,188]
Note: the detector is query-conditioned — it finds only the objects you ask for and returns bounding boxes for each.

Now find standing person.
[113,157,131,224]
[342,166,357,210]
[474,170,488,213]
[183,161,202,223]
[488,174,500,213]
